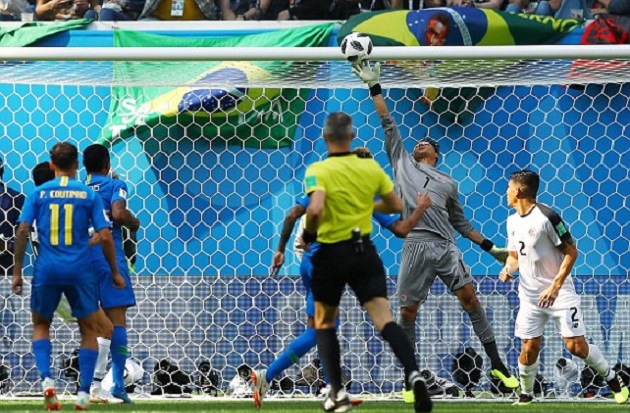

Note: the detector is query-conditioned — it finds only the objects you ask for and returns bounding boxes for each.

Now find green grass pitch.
[0,400,624,413]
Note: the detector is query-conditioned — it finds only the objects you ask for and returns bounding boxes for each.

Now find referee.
[302,112,432,413]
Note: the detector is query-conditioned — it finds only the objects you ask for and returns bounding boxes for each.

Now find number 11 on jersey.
[49,204,74,246]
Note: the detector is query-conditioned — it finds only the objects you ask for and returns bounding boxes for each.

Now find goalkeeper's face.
[413,140,438,166]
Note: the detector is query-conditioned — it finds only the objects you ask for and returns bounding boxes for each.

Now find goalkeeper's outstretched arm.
[352,61,407,167]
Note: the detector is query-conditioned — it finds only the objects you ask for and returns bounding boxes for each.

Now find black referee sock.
[381,321,419,385]
[316,328,343,396]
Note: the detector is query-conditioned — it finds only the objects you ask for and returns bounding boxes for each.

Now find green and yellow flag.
[101,23,334,149]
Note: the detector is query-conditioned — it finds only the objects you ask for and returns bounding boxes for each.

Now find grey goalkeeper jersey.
[382,114,474,243]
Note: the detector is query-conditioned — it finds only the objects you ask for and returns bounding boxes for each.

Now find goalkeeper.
[352,60,518,402]
[252,147,431,409]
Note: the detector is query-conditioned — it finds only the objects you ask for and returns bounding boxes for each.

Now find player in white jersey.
[499,170,628,405]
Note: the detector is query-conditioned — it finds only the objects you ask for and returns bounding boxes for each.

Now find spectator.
[0,156,25,278]
[138,0,235,20]
[99,0,145,20]
[392,0,445,9]
[533,0,591,19]
[0,0,31,21]
[278,0,360,20]
[35,0,98,20]
[461,0,503,9]
[591,0,630,15]
[239,0,287,20]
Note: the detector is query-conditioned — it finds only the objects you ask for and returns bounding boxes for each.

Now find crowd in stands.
[1,0,629,27]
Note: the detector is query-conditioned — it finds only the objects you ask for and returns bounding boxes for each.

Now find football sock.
[33,339,52,381]
[400,317,417,349]
[78,348,98,394]
[380,322,419,387]
[584,344,615,381]
[467,306,495,344]
[111,326,128,391]
[266,328,316,383]
[468,307,504,368]
[483,341,508,373]
[93,337,112,383]
[518,359,539,395]
[316,328,343,395]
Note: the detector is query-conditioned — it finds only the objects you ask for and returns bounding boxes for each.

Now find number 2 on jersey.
[519,241,527,256]
[49,204,74,246]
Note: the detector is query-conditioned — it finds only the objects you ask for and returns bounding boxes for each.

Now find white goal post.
[1,44,629,400]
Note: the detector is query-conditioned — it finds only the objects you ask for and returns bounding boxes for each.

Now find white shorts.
[515,300,586,339]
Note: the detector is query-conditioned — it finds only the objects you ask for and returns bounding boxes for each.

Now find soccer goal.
[1,44,629,400]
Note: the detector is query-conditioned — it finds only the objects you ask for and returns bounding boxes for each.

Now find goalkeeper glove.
[351,60,381,88]
[480,239,509,264]
[488,246,509,264]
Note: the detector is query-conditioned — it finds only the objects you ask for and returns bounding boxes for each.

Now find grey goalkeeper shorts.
[396,236,473,307]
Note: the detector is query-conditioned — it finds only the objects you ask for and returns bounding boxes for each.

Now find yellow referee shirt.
[304,154,394,244]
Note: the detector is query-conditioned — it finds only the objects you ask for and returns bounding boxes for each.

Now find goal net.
[1,44,630,400]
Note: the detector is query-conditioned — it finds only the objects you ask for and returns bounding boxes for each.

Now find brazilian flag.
[101,23,334,149]
[338,9,581,123]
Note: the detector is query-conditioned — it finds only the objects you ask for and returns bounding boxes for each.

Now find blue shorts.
[31,279,99,320]
[94,259,136,310]
[300,253,315,318]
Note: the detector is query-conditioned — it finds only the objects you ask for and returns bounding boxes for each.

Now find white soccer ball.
[340,32,373,64]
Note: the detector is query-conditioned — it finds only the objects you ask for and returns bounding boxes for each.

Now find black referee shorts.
[311,237,388,307]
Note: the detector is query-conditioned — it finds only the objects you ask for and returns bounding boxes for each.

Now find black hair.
[83,144,110,173]
[32,162,55,186]
[50,142,78,171]
[509,169,540,199]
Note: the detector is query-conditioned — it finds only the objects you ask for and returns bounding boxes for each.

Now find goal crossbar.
[3,45,630,62]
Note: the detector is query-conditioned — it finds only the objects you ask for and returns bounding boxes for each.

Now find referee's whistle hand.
[113,272,126,289]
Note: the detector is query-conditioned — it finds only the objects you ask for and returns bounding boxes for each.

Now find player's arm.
[387,192,432,238]
[498,251,519,283]
[271,204,306,276]
[91,193,125,289]
[351,61,407,167]
[11,222,31,295]
[448,188,508,263]
[538,238,578,308]
[111,200,140,232]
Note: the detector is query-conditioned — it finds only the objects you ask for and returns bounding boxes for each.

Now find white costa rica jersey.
[507,203,579,308]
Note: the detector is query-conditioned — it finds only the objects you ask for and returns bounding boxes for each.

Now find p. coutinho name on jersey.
[46,190,88,199]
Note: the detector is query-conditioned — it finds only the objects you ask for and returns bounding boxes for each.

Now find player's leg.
[99,260,136,403]
[31,285,62,411]
[515,337,542,405]
[91,308,115,402]
[440,242,517,389]
[352,241,431,413]
[558,308,629,404]
[311,244,351,412]
[64,278,101,410]
[397,240,434,349]
[397,241,437,403]
[102,306,135,403]
[263,255,319,385]
[513,300,546,405]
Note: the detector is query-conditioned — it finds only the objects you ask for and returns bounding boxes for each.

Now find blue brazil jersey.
[18,176,110,285]
[86,174,128,262]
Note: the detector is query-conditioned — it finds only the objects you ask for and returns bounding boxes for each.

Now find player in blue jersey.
[11,142,124,411]
[252,147,431,408]
[82,144,140,404]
